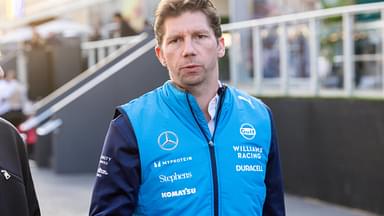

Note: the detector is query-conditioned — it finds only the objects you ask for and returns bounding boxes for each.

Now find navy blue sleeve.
[89,112,141,216]
[262,108,286,216]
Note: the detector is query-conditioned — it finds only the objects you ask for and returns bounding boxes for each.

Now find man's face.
[155,11,225,90]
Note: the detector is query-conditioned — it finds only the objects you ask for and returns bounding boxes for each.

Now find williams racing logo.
[240,123,256,140]
[158,131,179,151]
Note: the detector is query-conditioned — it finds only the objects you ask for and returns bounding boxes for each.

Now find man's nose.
[182,38,196,57]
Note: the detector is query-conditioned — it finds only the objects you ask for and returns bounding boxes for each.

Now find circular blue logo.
[240,123,256,140]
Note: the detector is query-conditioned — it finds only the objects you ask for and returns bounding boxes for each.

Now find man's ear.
[217,37,225,58]
[155,46,166,67]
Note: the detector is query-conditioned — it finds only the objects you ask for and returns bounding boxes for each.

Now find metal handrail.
[221,2,384,31]
[31,33,146,113]
[20,38,156,131]
[36,119,63,136]
[81,36,143,50]
[82,34,145,68]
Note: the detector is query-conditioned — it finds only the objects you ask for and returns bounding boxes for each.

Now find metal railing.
[82,34,146,68]
[221,2,384,98]
[31,33,146,113]
[20,35,154,132]
[20,33,147,132]
[36,119,63,136]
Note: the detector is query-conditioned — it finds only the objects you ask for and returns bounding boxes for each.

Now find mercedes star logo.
[157,131,179,151]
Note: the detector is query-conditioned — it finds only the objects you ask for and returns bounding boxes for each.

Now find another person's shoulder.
[0,117,18,134]
[0,117,23,170]
[0,117,21,149]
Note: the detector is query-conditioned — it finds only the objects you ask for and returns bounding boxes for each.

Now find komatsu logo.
[240,123,256,140]
[161,187,196,199]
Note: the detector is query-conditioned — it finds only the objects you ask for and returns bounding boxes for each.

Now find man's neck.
[187,82,219,122]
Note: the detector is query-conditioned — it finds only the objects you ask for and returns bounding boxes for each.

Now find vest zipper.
[186,86,226,216]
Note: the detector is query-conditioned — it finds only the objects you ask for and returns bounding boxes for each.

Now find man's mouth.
[180,64,201,70]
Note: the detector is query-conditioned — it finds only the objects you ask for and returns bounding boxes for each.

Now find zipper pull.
[209,140,214,147]
[1,170,11,180]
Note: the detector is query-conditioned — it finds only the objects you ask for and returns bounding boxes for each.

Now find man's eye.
[168,39,179,44]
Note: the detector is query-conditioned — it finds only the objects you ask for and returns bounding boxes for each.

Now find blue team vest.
[119,81,272,216]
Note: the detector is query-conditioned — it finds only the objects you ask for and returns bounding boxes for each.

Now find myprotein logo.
[240,123,256,140]
[158,131,179,151]
[153,156,193,168]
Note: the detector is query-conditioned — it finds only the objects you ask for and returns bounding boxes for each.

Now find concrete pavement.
[30,162,378,216]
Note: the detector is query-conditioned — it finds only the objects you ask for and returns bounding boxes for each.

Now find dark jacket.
[0,117,40,216]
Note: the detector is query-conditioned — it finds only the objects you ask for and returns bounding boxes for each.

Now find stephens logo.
[159,172,192,183]
[240,123,256,140]
[158,131,179,151]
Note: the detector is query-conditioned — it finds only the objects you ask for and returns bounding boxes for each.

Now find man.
[0,66,11,116]
[0,117,40,216]
[90,0,285,215]
[113,12,137,37]
[0,70,28,126]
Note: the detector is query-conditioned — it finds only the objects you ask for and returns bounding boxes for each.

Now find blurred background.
[1,0,383,215]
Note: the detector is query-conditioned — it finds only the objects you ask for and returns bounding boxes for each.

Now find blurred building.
[1,0,378,94]
[0,0,325,43]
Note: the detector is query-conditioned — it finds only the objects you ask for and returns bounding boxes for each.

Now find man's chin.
[182,78,204,87]
[172,79,202,90]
